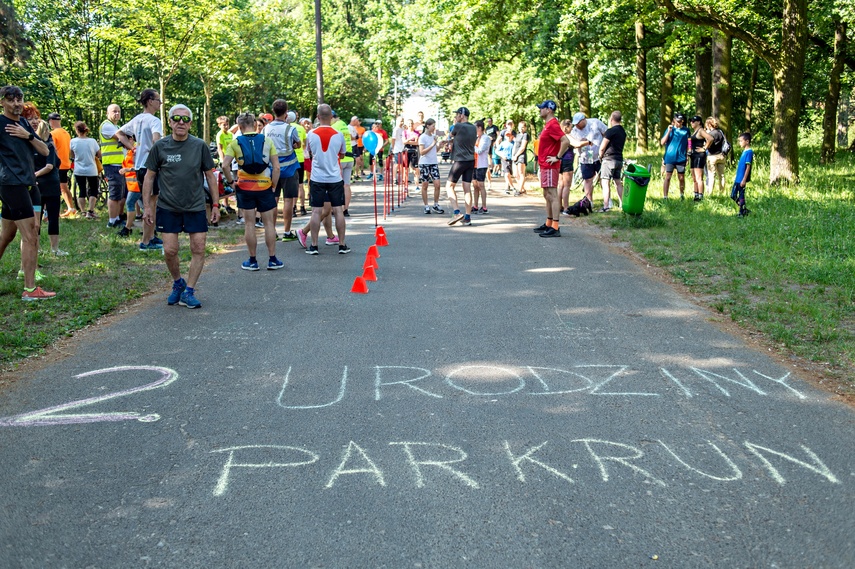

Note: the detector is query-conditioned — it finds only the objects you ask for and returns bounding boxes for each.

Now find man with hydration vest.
[223,112,283,271]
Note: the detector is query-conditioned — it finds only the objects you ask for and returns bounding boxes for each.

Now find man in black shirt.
[0,85,54,300]
[446,107,477,226]
[597,111,627,212]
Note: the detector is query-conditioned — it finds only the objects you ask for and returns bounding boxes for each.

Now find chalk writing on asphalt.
[275,364,807,409]
[0,366,178,427]
[209,438,841,495]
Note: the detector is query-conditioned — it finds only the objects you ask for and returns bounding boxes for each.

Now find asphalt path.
[1,166,854,568]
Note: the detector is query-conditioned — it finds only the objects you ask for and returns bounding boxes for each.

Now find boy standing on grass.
[731,132,753,217]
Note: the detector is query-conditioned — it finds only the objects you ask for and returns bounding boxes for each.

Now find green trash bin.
[622,163,650,215]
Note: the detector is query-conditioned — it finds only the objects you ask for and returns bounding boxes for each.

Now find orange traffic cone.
[363,255,378,269]
[376,232,389,247]
[351,276,369,294]
[375,226,385,238]
[363,266,378,281]
[367,244,380,258]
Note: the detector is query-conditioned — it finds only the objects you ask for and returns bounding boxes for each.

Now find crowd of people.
[0,82,753,305]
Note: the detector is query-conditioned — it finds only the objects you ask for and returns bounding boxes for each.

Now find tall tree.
[635,22,648,151]
[820,19,846,164]
[694,33,712,117]
[712,29,732,138]
[662,0,810,184]
[0,0,29,69]
[659,56,674,136]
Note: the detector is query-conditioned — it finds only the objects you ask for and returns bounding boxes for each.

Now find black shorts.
[0,185,35,221]
[449,160,475,184]
[155,207,208,234]
[74,175,100,198]
[296,165,305,184]
[29,184,41,208]
[406,146,419,167]
[236,189,277,213]
[560,160,574,174]
[580,161,601,180]
[58,169,70,184]
[353,146,364,158]
[274,174,299,199]
[690,153,707,169]
[137,168,160,196]
[473,167,487,182]
[309,180,345,208]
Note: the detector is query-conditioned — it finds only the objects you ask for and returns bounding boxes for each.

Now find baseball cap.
[571,112,587,126]
[48,112,61,120]
[690,115,703,123]
[351,115,359,122]
[674,113,686,122]
[331,110,339,118]
[455,107,470,117]
[286,111,296,122]
[260,113,274,122]
[537,100,557,112]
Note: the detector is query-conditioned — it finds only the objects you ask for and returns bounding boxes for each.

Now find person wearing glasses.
[0,85,54,300]
[116,89,164,250]
[142,105,219,309]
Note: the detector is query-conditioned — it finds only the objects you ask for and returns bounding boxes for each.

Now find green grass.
[586,145,855,386]
[0,213,243,367]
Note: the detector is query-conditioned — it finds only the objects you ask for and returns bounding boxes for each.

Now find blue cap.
[537,100,557,112]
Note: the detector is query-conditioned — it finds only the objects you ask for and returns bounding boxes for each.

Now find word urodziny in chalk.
[277,364,807,409]
[210,438,841,495]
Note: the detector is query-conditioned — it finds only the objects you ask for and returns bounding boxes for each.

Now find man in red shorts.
[534,100,564,238]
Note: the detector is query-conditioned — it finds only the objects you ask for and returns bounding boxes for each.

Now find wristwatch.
[28,133,34,141]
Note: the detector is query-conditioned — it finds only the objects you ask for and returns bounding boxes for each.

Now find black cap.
[48,112,61,120]
[455,107,470,117]
[674,113,686,122]
[690,115,703,123]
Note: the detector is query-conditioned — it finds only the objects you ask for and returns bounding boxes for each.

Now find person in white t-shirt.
[391,116,405,184]
[116,89,164,250]
[568,112,607,205]
[417,118,444,215]
[472,120,491,213]
[295,104,349,255]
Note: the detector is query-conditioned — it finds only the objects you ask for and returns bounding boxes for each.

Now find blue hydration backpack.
[236,134,268,175]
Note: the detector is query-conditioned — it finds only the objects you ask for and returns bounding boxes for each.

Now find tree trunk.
[635,22,648,152]
[202,76,212,144]
[575,55,591,116]
[159,75,167,126]
[838,93,849,149]
[768,0,809,184]
[694,34,712,117]
[820,20,846,164]
[745,58,758,133]
[712,30,732,139]
[660,57,674,136]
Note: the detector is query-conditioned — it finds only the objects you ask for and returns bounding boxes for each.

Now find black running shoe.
[533,224,549,233]
[540,227,561,238]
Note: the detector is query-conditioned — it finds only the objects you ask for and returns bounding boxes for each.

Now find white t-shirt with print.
[570,118,607,164]
[119,113,163,170]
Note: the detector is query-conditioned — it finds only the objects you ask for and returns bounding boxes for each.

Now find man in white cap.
[568,112,607,207]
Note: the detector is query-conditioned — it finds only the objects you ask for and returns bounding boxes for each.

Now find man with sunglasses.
[142,105,219,309]
[0,85,55,300]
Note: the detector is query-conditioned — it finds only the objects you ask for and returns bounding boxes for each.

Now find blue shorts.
[126,191,142,213]
[580,161,601,180]
[236,189,277,213]
[156,206,208,234]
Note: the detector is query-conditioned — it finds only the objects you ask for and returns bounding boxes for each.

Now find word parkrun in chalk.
[276,364,808,409]
[210,438,841,496]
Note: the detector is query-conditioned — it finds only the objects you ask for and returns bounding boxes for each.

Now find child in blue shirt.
[730,132,754,217]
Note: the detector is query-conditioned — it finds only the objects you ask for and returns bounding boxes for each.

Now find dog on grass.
[565,197,592,217]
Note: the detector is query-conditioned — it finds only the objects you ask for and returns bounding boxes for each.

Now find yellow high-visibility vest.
[99,120,125,165]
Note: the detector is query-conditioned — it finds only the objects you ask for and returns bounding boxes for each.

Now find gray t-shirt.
[450,121,477,162]
[145,135,215,213]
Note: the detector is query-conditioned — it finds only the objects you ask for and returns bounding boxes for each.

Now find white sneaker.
[52,249,69,256]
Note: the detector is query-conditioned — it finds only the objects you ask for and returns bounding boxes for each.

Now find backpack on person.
[236,134,268,175]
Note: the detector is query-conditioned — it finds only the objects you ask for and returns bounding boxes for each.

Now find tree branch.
[659,0,775,66]
[811,33,855,73]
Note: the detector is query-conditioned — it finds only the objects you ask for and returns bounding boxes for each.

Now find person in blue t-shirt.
[659,114,689,199]
[731,132,754,217]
